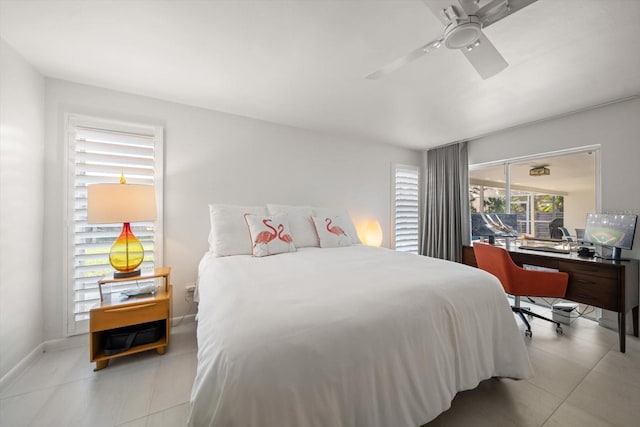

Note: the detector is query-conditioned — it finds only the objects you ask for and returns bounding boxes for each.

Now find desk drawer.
[565,273,618,311]
[91,300,169,332]
[558,261,619,280]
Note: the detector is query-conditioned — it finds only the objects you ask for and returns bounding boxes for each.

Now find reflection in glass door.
[470,150,596,241]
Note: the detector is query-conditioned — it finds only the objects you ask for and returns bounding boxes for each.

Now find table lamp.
[361,220,383,247]
[87,175,157,278]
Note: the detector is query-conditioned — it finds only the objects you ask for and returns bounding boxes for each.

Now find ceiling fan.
[366,0,538,80]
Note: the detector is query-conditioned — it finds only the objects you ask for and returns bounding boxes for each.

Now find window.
[469,148,597,241]
[65,115,163,335]
[392,164,420,254]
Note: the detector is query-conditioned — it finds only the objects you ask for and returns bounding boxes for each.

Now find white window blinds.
[66,116,163,335]
[393,165,420,254]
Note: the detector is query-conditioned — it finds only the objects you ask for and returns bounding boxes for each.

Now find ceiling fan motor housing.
[443,16,482,50]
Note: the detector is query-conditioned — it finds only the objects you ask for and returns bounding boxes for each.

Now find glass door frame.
[469,145,601,217]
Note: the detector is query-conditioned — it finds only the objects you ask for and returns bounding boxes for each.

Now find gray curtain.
[422,142,470,262]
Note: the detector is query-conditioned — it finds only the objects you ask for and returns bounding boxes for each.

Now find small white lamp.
[361,220,383,247]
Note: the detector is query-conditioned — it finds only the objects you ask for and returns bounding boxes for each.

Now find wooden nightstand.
[90,267,172,371]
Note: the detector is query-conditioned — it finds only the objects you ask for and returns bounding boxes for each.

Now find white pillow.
[267,204,319,247]
[312,216,353,248]
[244,213,297,257]
[208,204,267,256]
[312,207,361,244]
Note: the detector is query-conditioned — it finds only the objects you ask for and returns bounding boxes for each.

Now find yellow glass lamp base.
[110,222,144,278]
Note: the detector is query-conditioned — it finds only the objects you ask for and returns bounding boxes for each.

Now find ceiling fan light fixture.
[466,40,481,51]
[443,19,482,50]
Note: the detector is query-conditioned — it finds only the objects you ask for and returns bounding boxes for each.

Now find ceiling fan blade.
[460,32,508,79]
[476,0,539,28]
[365,39,442,80]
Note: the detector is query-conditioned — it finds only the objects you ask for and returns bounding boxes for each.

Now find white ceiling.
[1,0,639,150]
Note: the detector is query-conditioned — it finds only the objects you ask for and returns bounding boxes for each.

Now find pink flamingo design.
[253,219,277,248]
[325,218,346,236]
[278,224,293,244]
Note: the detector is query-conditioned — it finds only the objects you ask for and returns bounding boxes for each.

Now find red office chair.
[473,242,569,337]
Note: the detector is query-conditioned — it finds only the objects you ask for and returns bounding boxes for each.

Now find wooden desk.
[462,245,639,352]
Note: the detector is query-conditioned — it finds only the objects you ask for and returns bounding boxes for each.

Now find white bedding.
[189,246,532,427]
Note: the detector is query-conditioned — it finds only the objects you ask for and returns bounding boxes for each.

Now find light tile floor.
[1,314,639,427]
[427,312,640,427]
[0,321,197,427]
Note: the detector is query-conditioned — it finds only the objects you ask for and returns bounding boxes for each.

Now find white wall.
[564,189,595,235]
[43,79,421,340]
[468,97,640,256]
[0,39,45,380]
[468,97,640,330]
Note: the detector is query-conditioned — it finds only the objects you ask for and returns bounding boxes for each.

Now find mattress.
[189,245,532,427]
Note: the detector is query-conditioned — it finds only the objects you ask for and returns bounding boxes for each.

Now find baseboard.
[42,314,195,351]
[597,309,638,334]
[43,333,87,352]
[1,313,196,390]
[598,317,618,332]
[0,343,44,391]
[172,313,196,325]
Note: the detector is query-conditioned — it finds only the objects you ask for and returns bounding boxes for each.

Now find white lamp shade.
[87,183,157,224]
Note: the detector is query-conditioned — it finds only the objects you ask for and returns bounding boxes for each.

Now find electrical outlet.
[185,283,196,303]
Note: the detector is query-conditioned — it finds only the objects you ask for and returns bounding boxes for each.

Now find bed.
[188,245,533,427]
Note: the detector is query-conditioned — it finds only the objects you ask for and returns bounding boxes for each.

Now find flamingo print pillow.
[312,216,353,248]
[244,213,297,257]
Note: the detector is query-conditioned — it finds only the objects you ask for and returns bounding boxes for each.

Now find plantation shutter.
[66,116,163,335]
[393,165,420,254]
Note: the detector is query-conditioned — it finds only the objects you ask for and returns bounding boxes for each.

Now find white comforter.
[189,246,532,427]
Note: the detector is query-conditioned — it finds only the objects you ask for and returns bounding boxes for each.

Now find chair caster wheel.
[556,326,563,335]
[525,330,532,338]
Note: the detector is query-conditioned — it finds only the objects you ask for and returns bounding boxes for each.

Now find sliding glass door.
[469,147,599,319]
